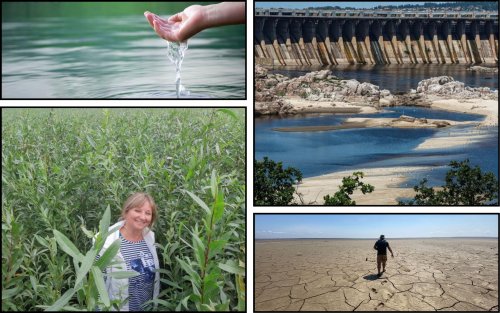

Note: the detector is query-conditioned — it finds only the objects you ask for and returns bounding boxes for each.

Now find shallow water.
[271,64,498,93]
[255,107,498,185]
[2,11,245,98]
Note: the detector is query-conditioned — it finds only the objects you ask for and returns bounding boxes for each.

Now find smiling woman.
[96,192,160,311]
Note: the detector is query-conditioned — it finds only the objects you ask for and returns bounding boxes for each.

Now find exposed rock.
[432,120,451,128]
[379,89,396,106]
[255,98,295,116]
[255,66,391,115]
[380,89,391,97]
[343,79,360,95]
[467,66,499,73]
[356,82,380,96]
[415,76,497,100]
[255,64,268,78]
[393,115,416,123]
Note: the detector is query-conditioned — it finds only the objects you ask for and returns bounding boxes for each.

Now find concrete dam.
[255,9,499,66]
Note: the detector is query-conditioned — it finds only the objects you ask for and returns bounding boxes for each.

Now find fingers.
[145,11,184,42]
[153,20,179,42]
[144,11,155,28]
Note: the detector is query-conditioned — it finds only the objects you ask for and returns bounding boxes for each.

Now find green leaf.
[160,278,182,290]
[146,298,171,307]
[218,260,245,275]
[29,275,37,293]
[95,239,120,271]
[182,189,210,215]
[53,229,83,260]
[86,134,96,149]
[213,189,225,223]
[45,287,76,311]
[74,249,97,288]
[215,301,230,311]
[2,287,19,300]
[99,205,111,239]
[34,234,49,248]
[91,266,110,307]
[176,257,201,287]
[192,231,205,270]
[181,295,190,310]
[216,108,238,121]
[107,271,140,279]
[202,269,220,302]
[210,169,217,200]
[208,239,227,259]
[60,306,87,311]
[80,224,94,239]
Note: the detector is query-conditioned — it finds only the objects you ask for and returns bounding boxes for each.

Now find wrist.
[202,4,216,29]
[203,2,245,28]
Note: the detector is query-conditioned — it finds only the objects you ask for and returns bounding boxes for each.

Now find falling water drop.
[165,40,189,98]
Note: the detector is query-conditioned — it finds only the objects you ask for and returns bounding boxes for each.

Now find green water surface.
[2,2,246,98]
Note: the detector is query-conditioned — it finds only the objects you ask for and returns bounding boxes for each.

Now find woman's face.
[124,200,153,232]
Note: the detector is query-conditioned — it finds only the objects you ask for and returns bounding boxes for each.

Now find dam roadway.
[255,9,499,65]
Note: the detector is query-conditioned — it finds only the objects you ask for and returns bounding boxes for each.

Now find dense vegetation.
[2,108,245,311]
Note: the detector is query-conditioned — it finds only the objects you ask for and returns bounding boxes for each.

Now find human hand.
[144,5,205,42]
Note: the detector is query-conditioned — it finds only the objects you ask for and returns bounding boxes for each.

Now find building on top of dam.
[255,9,499,66]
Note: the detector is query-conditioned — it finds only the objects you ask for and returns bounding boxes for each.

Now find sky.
[255,2,431,9]
[255,214,498,239]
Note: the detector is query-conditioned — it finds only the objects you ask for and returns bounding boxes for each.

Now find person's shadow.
[363,274,380,281]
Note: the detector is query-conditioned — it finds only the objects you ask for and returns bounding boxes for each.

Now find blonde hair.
[120,192,158,229]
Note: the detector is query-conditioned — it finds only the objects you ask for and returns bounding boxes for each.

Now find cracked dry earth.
[255,239,498,311]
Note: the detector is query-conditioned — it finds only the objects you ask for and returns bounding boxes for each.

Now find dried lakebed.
[255,239,498,311]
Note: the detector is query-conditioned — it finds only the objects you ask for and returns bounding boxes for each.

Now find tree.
[323,172,375,205]
[400,159,499,205]
[254,157,302,205]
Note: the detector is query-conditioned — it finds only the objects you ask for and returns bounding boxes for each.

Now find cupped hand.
[144,5,205,42]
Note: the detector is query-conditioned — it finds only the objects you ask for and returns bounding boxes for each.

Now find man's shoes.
[377,273,382,278]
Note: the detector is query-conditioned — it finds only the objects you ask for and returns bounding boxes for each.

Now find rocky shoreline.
[255,65,498,125]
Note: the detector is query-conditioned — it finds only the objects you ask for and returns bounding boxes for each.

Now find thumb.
[168,13,182,23]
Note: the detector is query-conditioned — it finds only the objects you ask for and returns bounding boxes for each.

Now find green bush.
[399,159,498,205]
[323,172,375,205]
[254,157,302,205]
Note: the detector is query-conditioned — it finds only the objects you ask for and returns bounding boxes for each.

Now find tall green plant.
[168,170,245,311]
[35,206,139,311]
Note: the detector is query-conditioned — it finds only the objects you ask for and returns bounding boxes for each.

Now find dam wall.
[255,9,499,66]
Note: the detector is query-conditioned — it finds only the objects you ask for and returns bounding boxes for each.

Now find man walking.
[374,234,394,277]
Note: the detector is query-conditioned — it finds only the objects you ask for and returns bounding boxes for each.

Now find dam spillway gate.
[255,9,499,66]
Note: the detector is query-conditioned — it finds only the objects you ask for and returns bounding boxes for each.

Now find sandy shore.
[287,98,379,114]
[295,166,429,205]
[274,117,472,132]
[429,98,498,127]
[414,98,499,150]
[255,238,498,311]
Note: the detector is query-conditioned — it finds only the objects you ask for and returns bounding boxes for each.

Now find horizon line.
[255,236,498,240]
